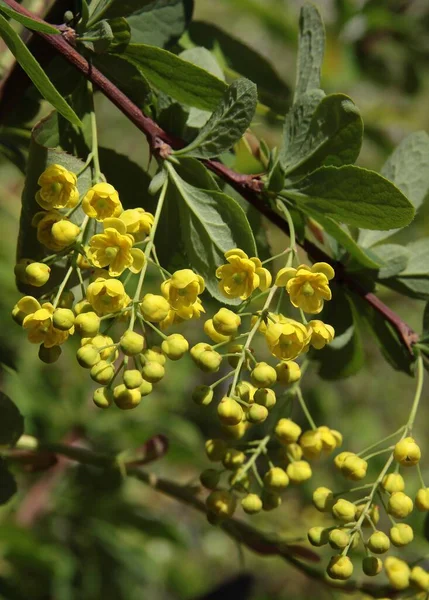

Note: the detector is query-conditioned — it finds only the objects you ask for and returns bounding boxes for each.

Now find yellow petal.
[129,248,146,273]
[275,267,296,287]
[311,262,335,280]
[256,267,272,291]
[225,248,248,260]
[17,296,41,314]
[103,218,127,234]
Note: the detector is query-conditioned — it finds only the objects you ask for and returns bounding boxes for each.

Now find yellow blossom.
[309,320,335,349]
[161,269,205,319]
[82,183,122,221]
[86,276,130,315]
[216,248,271,300]
[87,219,145,276]
[119,208,154,241]
[276,262,334,314]
[265,315,312,360]
[36,164,79,210]
[22,301,71,347]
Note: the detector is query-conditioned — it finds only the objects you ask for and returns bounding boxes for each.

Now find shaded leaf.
[126,0,193,47]
[81,19,114,53]
[0,460,17,505]
[294,4,325,101]
[0,392,24,446]
[371,244,410,279]
[98,147,151,208]
[94,53,152,109]
[0,0,59,34]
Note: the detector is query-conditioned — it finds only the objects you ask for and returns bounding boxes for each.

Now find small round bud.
[247,404,268,424]
[332,498,357,522]
[90,335,117,361]
[254,388,276,409]
[286,460,312,484]
[384,556,410,590]
[198,348,222,373]
[74,300,92,315]
[251,362,277,388]
[120,331,145,356]
[229,469,250,493]
[283,443,303,462]
[212,308,241,336]
[93,387,113,409]
[387,491,413,519]
[123,369,143,389]
[355,503,379,528]
[275,418,302,444]
[113,384,142,410]
[264,467,289,491]
[161,334,189,360]
[341,455,368,481]
[367,531,390,554]
[334,451,354,470]
[222,448,245,470]
[327,555,353,580]
[308,527,329,547]
[139,379,153,396]
[190,342,209,361]
[416,488,429,511]
[362,556,383,577]
[51,220,80,246]
[74,312,100,337]
[382,473,405,494]
[217,396,243,426]
[90,361,115,385]
[140,293,170,322]
[312,487,334,512]
[200,469,221,490]
[390,523,414,547]
[76,345,101,368]
[141,361,165,383]
[235,381,253,403]
[141,347,165,365]
[53,308,75,331]
[204,318,230,343]
[25,262,51,287]
[241,493,263,515]
[192,385,214,406]
[57,289,74,309]
[299,429,323,460]
[205,439,227,462]
[38,344,61,364]
[261,490,281,511]
[206,490,236,519]
[275,361,301,384]
[410,566,429,591]
[328,528,350,550]
[222,422,247,440]
[394,436,421,466]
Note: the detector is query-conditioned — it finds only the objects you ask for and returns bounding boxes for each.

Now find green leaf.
[359,131,429,247]
[80,19,114,53]
[0,392,24,446]
[294,4,325,102]
[380,239,429,300]
[0,460,17,505]
[167,164,256,302]
[284,165,415,230]
[174,79,257,159]
[94,53,152,109]
[188,20,290,114]
[108,17,131,52]
[371,244,410,279]
[126,0,193,47]
[0,14,81,127]
[281,94,363,176]
[0,0,59,34]
[121,43,227,110]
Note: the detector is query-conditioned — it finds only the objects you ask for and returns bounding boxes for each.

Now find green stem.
[276,199,296,252]
[356,426,406,458]
[295,387,316,430]
[362,446,395,461]
[52,266,73,308]
[210,370,235,390]
[235,435,270,483]
[87,80,101,183]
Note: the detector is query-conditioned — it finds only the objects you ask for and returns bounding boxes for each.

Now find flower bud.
[261,490,281,511]
[25,262,51,287]
[416,488,429,511]
[123,369,143,389]
[120,331,145,356]
[204,318,231,343]
[52,308,75,331]
[205,439,227,462]
[299,430,323,460]
[229,469,250,493]
[38,344,61,364]
[362,556,383,577]
[206,490,236,519]
[140,293,170,322]
[235,381,253,403]
[241,493,263,514]
[74,312,100,337]
[283,443,303,462]
[51,220,80,246]
[251,362,277,388]
[334,451,354,470]
[263,467,289,491]
[247,404,268,424]
[275,418,302,444]
[312,487,334,512]
[57,289,75,309]
[141,347,165,365]
[141,361,165,383]
[222,448,245,470]
[390,523,414,546]
[14,259,32,283]
[254,388,276,409]
[286,460,312,484]
[200,469,221,490]
[387,491,413,519]
[328,528,350,550]
[161,334,189,360]
[275,361,301,384]
[89,335,117,361]
[308,527,329,547]
[192,385,214,406]
[76,345,101,368]
[212,308,241,336]
[74,300,92,315]
[382,473,405,494]
[394,436,421,466]
[367,531,390,554]
[341,455,368,481]
[222,422,247,440]
[327,555,353,580]
[139,379,153,396]
[410,566,429,591]
[90,361,115,385]
[332,499,356,522]
[384,556,410,590]
[198,348,223,373]
[355,503,379,528]
[217,396,243,426]
[93,387,113,409]
[113,384,142,410]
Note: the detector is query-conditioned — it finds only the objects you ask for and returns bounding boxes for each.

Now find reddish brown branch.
[1,0,419,355]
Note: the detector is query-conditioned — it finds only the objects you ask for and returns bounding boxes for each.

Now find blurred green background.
[0,1,429,599]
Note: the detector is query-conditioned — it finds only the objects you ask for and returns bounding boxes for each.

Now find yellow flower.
[119,208,154,241]
[82,183,122,221]
[216,248,271,300]
[22,301,71,347]
[265,315,312,360]
[36,164,79,210]
[161,269,205,319]
[309,320,335,349]
[276,262,334,314]
[86,276,130,315]
[32,211,74,251]
[87,218,145,277]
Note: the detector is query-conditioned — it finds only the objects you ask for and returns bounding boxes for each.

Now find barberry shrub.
[1,0,429,597]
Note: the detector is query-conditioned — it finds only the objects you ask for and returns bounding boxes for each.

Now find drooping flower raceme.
[276,262,335,314]
[36,164,79,210]
[161,269,205,320]
[216,249,272,300]
[265,315,312,360]
[82,183,122,221]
